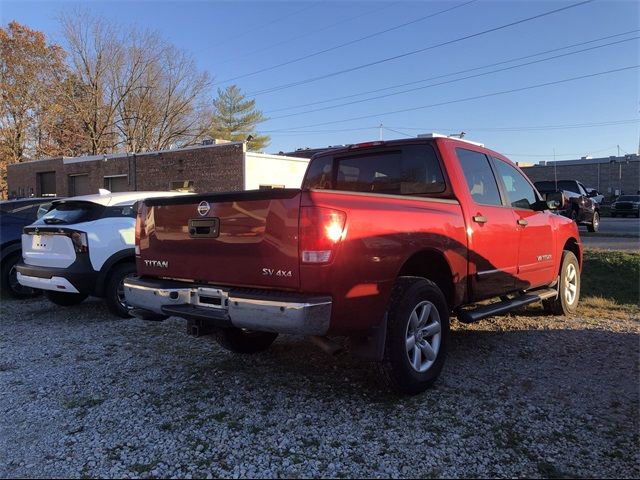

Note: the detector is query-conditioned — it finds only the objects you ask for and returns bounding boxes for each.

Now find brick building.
[7,142,310,198]
[520,154,640,199]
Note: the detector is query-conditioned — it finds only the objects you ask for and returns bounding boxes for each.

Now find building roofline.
[245,152,310,163]
[62,142,244,164]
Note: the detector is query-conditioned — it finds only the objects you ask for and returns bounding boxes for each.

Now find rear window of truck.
[303,144,446,196]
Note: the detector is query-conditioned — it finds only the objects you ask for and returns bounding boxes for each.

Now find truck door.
[492,158,556,290]
[455,148,519,300]
[576,181,596,223]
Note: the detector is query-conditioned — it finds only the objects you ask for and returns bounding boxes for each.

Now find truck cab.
[124,134,582,394]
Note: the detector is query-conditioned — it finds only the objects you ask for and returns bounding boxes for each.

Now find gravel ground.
[0,296,638,478]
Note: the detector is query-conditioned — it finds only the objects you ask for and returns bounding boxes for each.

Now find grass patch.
[581,250,639,306]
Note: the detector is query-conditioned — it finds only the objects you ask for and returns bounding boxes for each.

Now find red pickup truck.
[124,135,581,394]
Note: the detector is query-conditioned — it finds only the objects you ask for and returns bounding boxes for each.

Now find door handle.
[473,215,487,224]
[517,219,528,226]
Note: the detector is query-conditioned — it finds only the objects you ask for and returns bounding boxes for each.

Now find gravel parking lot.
[1,296,638,479]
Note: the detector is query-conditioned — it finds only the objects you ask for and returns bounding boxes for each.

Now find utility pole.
[553,148,557,190]
[379,123,383,141]
[617,144,620,157]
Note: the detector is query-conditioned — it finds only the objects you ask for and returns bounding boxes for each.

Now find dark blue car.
[0,198,57,297]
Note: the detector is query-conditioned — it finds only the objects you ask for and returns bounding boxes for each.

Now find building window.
[104,175,129,192]
[68,174,90,196]
[36,171,56,197]
[170,180,195,192]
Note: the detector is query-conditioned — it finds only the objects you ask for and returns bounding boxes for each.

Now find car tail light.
[299,207,346,264]
[134,211,141,256]
[70,231,88,253]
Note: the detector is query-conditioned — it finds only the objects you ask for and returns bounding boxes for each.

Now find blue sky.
[2,0,639,161]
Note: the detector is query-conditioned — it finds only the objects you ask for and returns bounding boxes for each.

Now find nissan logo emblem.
[197,201,210,216]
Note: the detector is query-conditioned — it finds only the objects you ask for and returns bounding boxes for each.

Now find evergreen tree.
[209,85,269,152]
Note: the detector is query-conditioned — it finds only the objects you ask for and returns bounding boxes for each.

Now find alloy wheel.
[405,300,442,373]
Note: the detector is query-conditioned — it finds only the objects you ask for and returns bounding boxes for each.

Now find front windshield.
[617,196,640,202]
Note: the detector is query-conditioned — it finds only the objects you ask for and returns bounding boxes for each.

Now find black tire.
[105,263,137,318]
[215,328,278,354]
[45,290,88,306]
[377,277,449,395]
[1,253,38,299]
[543,250,580,316]
[587,211,600,232]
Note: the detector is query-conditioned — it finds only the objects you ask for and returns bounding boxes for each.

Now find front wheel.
[215,328,278,353]
[377,277,449,395]
[587,211,600,232]
[105,263,137,318]
[45,290,88,306]
[543,250,580,315]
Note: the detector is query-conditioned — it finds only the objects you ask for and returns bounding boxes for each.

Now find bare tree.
[60,12,125,155]
[61,12,212,155]
[113,38,211,152]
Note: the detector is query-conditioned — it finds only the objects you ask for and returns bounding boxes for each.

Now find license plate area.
[195,287,228,309]
[31,234,53,250]
[188,218,220,238]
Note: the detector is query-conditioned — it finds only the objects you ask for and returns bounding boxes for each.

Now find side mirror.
[587,191,597,198]
[545,192,568,210]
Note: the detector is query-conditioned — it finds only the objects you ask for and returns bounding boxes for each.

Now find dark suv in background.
[534,180,600,232]
[0,198,57,297]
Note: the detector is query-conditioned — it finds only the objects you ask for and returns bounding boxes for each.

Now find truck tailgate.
[138,189,302,289]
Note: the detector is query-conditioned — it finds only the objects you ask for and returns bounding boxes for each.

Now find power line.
[384,119,640,133]
[262,65,639,131]
[215,2,401,66]
[266,29,639,114]
[261,119,640,135]
[248,0,595,96]
[214,0,478,85]
[504,146,619,157]
[266,36,638,121]
[384,119,640,132]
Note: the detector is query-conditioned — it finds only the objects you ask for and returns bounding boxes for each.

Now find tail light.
[134,211,142,256]
[299,207,346,264]
[70,231,88,253]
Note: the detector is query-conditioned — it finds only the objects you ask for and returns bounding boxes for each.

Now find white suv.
[16,191,190,317]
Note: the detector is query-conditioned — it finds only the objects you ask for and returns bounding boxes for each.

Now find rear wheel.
[377,277,449,395]
[45,290,88,306]
[105,263,137,318]
[215,328,278,353]
[1,253,38,299]
[543,250,580,315]
[587,211,600,232]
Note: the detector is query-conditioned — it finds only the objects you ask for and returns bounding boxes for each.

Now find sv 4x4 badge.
[262,268,292,277]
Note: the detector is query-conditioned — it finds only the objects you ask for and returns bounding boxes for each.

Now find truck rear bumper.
[124,276,332,336]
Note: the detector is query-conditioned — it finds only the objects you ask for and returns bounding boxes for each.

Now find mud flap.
[349,314,388,361]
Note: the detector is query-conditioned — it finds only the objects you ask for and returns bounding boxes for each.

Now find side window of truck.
[493,158,538,210]
[303,157,333,190]
[456,148,502,206]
